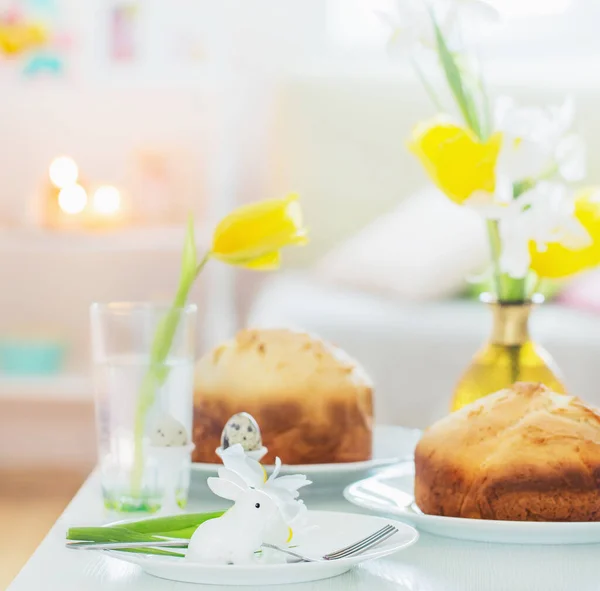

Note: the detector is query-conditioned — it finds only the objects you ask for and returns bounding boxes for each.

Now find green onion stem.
[111,511,224,535]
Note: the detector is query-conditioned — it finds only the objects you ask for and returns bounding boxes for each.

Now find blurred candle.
[93,185,121,215]
[49,156,79,189]
[58,184,87,214]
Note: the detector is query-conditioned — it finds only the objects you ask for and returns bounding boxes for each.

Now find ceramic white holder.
[215,445,268,462]
[149,443,195,515]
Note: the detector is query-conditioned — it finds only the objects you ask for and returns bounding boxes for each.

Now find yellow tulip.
[530,188,600,279]
[409,119,503,204]
[210,193,308,269]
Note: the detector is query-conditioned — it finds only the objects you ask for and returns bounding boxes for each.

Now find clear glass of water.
[90,302,197,513]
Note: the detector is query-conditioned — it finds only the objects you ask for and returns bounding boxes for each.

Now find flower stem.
[486,219,502,297]
[486,220,527,303]
[130,252,210,497]
[473,58,492,141]
[410,55,445,112]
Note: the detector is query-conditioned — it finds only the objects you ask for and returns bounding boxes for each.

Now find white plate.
[192,425,421,477]
[344,462,600,545]
[103,511,418,586]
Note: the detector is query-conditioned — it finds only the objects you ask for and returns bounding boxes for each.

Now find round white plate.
[104,511,418,586]
[192,425,421,477]
[344,462,600,545]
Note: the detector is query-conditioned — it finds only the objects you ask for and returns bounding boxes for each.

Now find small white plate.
[103,511,419,586]
[344,462,600,545]
[192,425,421,478]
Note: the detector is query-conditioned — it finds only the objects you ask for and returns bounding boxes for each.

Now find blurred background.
[3,0,600,585]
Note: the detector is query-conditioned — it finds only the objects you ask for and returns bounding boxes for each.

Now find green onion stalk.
[67,511,225,558]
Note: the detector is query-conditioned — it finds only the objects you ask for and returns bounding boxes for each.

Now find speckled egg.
[221,412,262,451]
[150,414,189,447]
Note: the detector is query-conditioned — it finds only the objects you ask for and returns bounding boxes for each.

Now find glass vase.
[450,296,566,412]
[90,302,197,513]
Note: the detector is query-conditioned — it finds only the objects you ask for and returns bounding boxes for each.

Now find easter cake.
[415,382,600,521]
[192,328,373,465]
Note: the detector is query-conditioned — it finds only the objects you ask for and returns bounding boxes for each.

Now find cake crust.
[415,382,600,521]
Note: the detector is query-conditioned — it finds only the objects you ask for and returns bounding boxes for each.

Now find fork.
[263,524,398,562]
[65,524,398,562]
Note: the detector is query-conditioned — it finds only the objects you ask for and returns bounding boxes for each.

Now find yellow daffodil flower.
[530,188,600,278]
[210,193,308,269]
[409,119,503,204]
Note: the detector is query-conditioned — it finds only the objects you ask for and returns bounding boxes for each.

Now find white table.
[9,467,600,591]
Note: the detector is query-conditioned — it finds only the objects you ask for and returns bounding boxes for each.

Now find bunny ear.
[207,477,245,501]
[218,467,249,490]
[221,446,265,488]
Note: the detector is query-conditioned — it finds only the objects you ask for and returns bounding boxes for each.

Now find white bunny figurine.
[186,470,279,565]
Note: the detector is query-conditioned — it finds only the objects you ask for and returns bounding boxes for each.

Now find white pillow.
[314,187,488,300]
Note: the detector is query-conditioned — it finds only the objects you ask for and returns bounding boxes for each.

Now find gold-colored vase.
[450,297,566,411]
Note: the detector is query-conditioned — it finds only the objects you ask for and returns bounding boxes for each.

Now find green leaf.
[475,67,492,141]
[432,16,482,139]
[513,178,535,199]
[180,215,198,299]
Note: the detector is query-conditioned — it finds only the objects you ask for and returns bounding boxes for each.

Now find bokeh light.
[49,156,79,189]
[58,184,87,214]
[92,185,121,215]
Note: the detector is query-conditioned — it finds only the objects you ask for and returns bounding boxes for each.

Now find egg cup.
[149,443,196,515]
[215,445,268,462]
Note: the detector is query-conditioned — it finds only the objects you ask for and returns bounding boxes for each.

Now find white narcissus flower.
[375,0,436,54]
[479,182,592,279]
[376,0,499,55]
[448,0,499,21]
[555,133,587,182]
[494,96,587,183]
[443,0,499,41]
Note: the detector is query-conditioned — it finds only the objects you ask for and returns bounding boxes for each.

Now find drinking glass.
[90,302,197,512]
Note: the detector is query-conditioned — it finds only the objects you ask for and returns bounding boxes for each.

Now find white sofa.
[248,273,600,428]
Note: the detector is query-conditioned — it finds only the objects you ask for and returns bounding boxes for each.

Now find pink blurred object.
[52,31,74,51]
[3,8,22,25]
[557,271,600,312]
[110,3,138,62]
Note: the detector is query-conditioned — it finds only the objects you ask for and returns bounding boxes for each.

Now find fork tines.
[323,524,398,560]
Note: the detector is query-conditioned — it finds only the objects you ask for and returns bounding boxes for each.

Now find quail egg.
[150,414,189,447]
[221,412,262,451]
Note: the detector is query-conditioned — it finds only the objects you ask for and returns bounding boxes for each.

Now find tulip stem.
[130,247,211,498]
